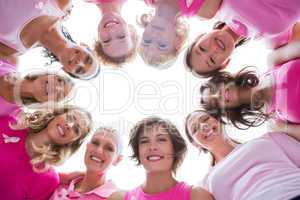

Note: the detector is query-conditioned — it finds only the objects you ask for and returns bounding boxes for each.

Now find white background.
[19,0,269,190]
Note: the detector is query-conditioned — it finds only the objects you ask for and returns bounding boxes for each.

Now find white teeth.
[90,156,103,163]
[104,21,118,28]
[147,156,162,161]
[215,38,225,50]
[57,125,65,137]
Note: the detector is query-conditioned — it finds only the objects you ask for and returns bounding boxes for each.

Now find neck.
[143,171,177,194]
[39,25,68,59]
[155,2,179,21]
[223,25,244,45]
[211,138,236,163]
[25,128,52,158]
[98,2,122,14]
[76,171,106,194]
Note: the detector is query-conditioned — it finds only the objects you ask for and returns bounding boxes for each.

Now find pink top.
[267,24,294,49]
[0,60,20,116]
[268,58,300,124]
[201,132,300,200]
[125,182,192,200]
[0,115,59,200]
[85,0,127,4]
[215,0,300,38]
[144,0,205,17]
[0,0,66,53]
[51,177,118,200]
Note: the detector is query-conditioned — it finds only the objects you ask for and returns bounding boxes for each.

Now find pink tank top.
[0,60,20,116]
[144,0,205,17]
[215,0,300,38]
[0,115,59,200]
[0,0,66,53]
[85,0,127,4]
[125,182,191,200]
[268,58,300,124]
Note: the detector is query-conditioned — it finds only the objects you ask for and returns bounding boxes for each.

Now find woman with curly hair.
[0,60,74,116]
[0,105,92,199]
[0,0,100,79]
[109,116,213,200]
[200,57,300,130]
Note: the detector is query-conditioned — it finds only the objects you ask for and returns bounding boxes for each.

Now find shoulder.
[107,190,127,200]
[190,186,214,200]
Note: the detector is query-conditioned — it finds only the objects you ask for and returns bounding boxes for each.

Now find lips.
[57,125,65,137]
[147,155,163,162]
[215,38,226,51]
[90,155,104,164]
[104,20,119,28]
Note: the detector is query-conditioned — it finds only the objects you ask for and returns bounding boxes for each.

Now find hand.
[59,171,85,185]
[268,118,288,132]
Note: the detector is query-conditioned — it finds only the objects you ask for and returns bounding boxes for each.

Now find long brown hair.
[200,67,270,130]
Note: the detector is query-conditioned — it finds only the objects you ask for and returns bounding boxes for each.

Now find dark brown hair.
[200,67,270,130]
[129,116,187,173]
[185,21,249,78]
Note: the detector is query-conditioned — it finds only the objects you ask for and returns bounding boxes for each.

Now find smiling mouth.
[104,20,119,28]
[90,155,104,164]
[57,125,65,137]
[215,38,226,51]
[147,155,164,162]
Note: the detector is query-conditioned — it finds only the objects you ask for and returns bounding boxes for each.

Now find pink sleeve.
[265,132,300,167]
[144,0,155,6]
[268,27,293,49]
[178,0,205,17]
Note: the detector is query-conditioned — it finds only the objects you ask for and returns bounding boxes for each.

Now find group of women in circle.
[0,0,300,199]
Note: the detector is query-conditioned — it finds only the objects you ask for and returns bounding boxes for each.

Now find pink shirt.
[0,60,20,116]
[201,133,300,200]
[144,0,204,17]
[0,115,59,200]
[216,0,300,38]
[85,0,127,4]
[125,182,192,200]
[0,0,66,53]
[51,177,118,200]
[268,58,300,124]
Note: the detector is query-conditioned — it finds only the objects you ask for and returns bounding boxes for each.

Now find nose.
[148,141,158,151]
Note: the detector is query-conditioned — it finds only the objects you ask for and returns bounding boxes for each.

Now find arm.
[191,186,214,200]
[268,23,300,66]
[107,191,126,200]
[196,0,222,19]
[59,171,84,185]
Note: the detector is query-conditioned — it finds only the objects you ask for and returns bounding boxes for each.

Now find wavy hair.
[200,67,270,130]
[11,105,92,172]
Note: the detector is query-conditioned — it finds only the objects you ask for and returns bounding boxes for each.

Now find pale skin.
[0,73,72,104]
[186,111,237,163]
[108,124,214,200]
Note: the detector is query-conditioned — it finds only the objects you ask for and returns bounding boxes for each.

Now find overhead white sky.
[19,0,270,190]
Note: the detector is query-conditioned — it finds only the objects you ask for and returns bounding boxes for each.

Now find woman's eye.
[92,140,99,146]
[158,42,167,49]
[106,146,115,152]
[199,46,206,52]
[210,57,216,65]
[158,138,167,142]
[139,140,148,144]
[143,38,152,44]
[118,35,126,39]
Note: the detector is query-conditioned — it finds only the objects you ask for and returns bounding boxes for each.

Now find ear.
[221,58,231,69]
[112,155,123,166]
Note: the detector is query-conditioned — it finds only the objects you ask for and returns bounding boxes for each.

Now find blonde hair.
[11,105,92,172]
[94,25,138,67]
[93,126,123,155]
[138,13,189,68]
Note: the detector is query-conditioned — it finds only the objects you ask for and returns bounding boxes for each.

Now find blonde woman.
[139,0,188,68]
[0,60,74,116]
[51,126,123,199]
[0,105,92,199]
